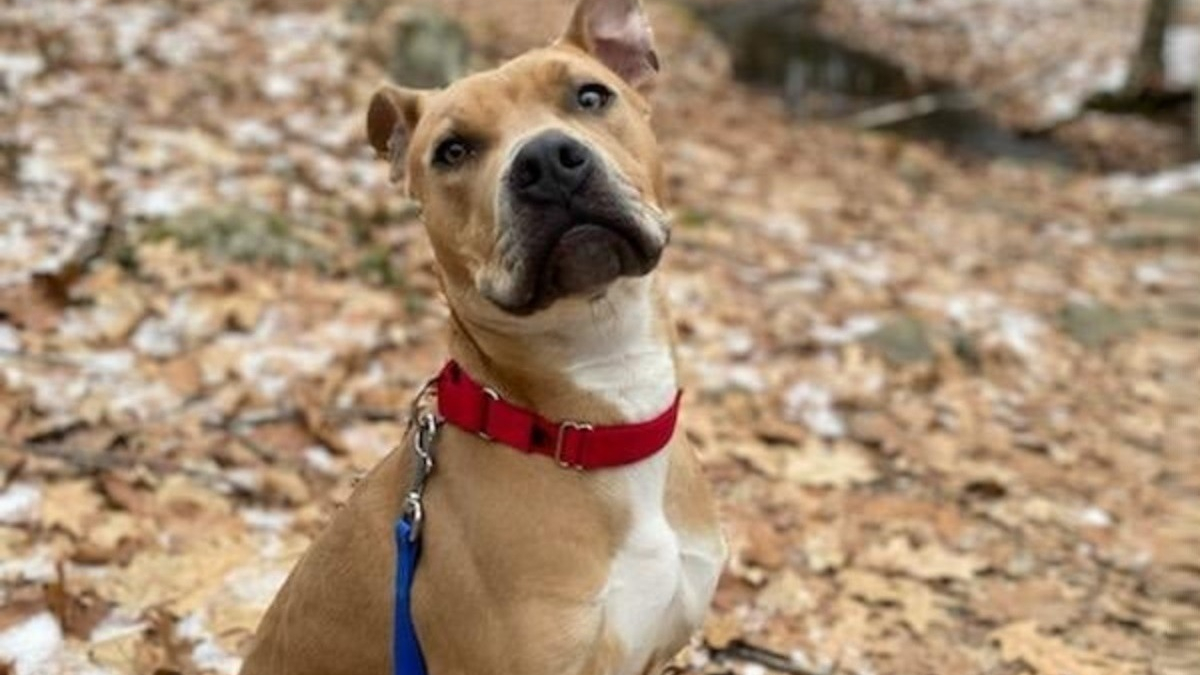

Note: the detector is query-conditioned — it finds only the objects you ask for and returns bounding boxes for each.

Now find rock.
[1129,191,1200,223]
[386,8,471,89]
[864,315,935,365]
[1059,302,1145,348]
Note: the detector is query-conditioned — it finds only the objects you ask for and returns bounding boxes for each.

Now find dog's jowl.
[240,1,726,673]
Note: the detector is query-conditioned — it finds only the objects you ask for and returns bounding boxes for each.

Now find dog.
[239,0,726,673]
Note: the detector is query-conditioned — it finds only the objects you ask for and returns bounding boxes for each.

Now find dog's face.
[367,0,667,321]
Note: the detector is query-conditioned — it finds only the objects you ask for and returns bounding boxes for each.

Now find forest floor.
[1,1,1198,674]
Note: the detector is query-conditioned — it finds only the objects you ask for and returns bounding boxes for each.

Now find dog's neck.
[445,277,678,425]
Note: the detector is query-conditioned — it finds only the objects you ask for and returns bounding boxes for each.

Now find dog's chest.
[600,453,724,675]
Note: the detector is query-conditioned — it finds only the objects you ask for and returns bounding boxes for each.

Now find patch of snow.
[0,549,57,583]
[1135,263,1170,288]
[260,71,301,100]
[809,244,890,287]
[996,310,1044,360]
[0,612,62,675]
[151,18,227,66]
[224,565,289,606]
[237,344,335,399]
[1040,221,1094,247]
[303,445,339,475]
[105,5,163,63]
[724,328,755,358]
[240,508,293,534]
[131,294,225,358]
[224,469,262,494]
[1165,26,1200,90]
[1107,163,1200,202]
[0,483,40,525]
[18,150,70,189]
[783,382,845,439]
[762,214,811,243]
[107,380,182,423]
[89,611,148,644]
[0,52,45,93]
[693,361,765,394]
[176,614,241,675]
[227,119,284,149]
[77,350,137,376]
[811,315,881,346]
[340,423,403,459]
[1078,506,1114,528]
[0,321,20,352]
[124,181,204,219]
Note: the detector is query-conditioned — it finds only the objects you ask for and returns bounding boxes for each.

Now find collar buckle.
[555,421,593,471]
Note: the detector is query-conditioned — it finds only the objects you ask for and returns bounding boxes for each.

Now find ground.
[0,1,1198,674]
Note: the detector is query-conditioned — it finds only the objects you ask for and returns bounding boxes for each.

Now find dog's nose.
[509,131,594,203]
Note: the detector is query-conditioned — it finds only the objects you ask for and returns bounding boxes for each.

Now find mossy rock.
[1059,302,1147,348]
[388,8,471,89]
[864,315,935,365]
[140,207,330,268]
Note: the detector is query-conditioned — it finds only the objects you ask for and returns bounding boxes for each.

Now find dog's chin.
[546,225,637,295]
[486,223,662,316]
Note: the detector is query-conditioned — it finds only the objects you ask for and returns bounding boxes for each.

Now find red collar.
[434,361,681,470]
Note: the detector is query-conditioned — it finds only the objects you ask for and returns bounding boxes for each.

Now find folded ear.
[560,0,659,91]
[366,85,426,181]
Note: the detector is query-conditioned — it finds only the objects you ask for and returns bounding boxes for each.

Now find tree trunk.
[1194,73,1199,149]
[1126,0,1177,95]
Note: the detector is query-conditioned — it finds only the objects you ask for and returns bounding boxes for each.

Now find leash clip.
[402,383,442,542]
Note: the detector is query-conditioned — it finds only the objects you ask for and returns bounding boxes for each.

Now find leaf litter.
[1,1,1198,674]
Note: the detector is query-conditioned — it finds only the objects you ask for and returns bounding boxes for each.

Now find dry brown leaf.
[741,521,788,570]
[41,480,105,537]
[841,570,946,636]
[757,570,817,618]
[92,537,254,615]
[861,535,986,581]
[702,612,742,650]
[784,439,878,488]
[990,621,1141,675]
[44,566,111,640]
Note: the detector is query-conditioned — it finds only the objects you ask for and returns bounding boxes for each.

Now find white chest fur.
[600,453,725,675]
[559,284,724,675]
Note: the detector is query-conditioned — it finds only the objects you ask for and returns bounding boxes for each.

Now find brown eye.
[433,137,472,168]
[576,83,614,112]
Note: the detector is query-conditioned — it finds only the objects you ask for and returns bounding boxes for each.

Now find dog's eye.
[432,137,473,168]
[576,83,614,112]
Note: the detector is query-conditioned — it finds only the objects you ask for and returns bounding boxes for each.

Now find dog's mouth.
[490,201,664,315]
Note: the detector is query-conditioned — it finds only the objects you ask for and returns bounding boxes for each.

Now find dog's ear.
[367,85,425,181]
[561,0,659,91]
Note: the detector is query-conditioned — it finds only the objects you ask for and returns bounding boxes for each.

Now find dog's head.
[367,0,667,322]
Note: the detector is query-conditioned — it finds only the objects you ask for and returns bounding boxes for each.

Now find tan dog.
[239,1,725,673]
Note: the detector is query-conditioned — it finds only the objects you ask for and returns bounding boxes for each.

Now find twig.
[210,405,401,432]
[711,640,828,675]
[19,441,250,496]
[850,91,975,129]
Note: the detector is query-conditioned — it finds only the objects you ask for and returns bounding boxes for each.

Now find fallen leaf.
[861,536,987,581]
[784,439,878,488]
[991,621,1140,675]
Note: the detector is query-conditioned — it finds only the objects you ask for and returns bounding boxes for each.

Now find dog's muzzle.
[492,130,665,314]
